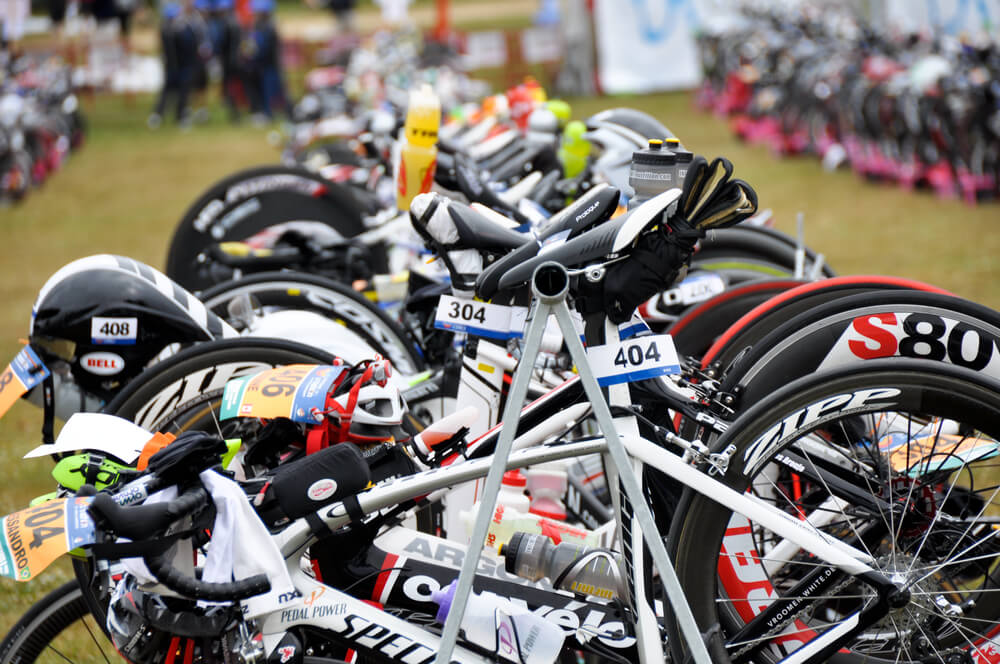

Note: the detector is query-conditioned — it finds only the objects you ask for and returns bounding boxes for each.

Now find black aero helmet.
[30,254,238,398]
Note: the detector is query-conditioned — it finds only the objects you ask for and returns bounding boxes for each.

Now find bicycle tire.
[104,338,336,432]
[693,226,837,284]
[724,290,1000,410]
[0,581,110,664]
[700,275,951,371]
[165,165,367,292]
[665,278,807,359]
[669,359,1000,663]
[199,271,425,376]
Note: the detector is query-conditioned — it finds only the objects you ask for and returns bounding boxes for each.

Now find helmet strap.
[41,374,55,445]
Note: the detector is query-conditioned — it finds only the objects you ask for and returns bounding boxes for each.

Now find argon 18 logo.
[817,312,1000,378]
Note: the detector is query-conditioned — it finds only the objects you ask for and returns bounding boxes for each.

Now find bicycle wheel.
[199,271,425,376]
[700,275,950,371]
[669,359,1000,663]
[693,226,836,284]
[165,166,367,292]
[723,290,1000,411]
[0,581,112,664]
[105,338,336,432]
[665,278,807,359]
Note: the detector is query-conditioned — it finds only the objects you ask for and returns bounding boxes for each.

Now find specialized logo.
[80,352,125,376]
[277,645,296,663]
[742,388,902,474]
[308,479,338,501]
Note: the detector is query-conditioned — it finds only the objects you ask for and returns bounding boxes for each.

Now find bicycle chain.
[726,574,856,662]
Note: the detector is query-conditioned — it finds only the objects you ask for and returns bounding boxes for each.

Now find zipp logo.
[742,388,901,474]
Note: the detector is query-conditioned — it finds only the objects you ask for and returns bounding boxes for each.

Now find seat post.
[435,262,711,664]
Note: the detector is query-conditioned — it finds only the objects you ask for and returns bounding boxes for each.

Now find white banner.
[883,0,1000,36]
[593,0,703,94]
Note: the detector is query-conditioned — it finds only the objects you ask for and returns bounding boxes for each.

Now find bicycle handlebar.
[89,485,272,602]
[144,549,272,601]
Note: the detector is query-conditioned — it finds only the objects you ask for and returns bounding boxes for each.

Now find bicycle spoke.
[80,613,112,664]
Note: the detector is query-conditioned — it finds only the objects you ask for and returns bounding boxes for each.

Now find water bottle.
[395,84,440,211]
[498,470,531,513]
[627,138,676,210]
[665,137,694,190]
[431,580,565,664]
[499,531,623,601]
[460,503,600,551]
[525,467,567,521]
[558,120,590,178]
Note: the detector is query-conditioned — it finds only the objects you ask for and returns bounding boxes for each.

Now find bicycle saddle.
[478,188,683,297]
[475,184,621,299]
[452,154,531,226]
[410,192,529,255]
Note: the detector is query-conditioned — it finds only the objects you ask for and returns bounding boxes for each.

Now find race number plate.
[220,364,347,423]
[0,497,95,581]
[662,273,727,307]
[0,345,50,419]
[91,317,138,345]
[587,334,681,386]
[434,295,513,340]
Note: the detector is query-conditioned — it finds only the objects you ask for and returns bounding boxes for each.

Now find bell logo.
[80,352,125,376]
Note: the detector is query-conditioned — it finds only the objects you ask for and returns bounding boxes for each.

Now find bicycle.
[7,182,1000,664]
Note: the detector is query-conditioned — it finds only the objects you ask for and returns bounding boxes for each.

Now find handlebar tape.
[88,487,209,541]
[144,550,272,601]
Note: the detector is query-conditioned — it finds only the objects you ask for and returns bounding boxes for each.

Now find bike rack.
[435,261,712,664]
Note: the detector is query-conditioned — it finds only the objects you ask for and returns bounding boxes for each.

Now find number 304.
[449,301,486,323]
[614,342,661,367]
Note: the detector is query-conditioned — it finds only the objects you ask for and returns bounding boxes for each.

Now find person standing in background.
[207,0,244,121]
[246,0,288,123]
[149,1,201,128]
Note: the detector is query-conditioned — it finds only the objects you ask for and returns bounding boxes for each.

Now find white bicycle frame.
[247,260,885,664]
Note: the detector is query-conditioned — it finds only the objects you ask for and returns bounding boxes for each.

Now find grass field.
[0,77,998,643]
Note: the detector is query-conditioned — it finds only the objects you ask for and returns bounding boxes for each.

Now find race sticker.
[660,273,727,307]
[220,364,347,423]
[0,345,50,419]
[878,432,999,476]
[91,317,138,345]
[586,334,681,386]
[0,497,95,581]
[434,295,513,340]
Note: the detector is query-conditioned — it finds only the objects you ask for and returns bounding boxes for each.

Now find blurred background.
[0,0,998,636]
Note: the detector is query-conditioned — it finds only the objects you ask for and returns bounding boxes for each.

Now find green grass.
[0,87,997,643]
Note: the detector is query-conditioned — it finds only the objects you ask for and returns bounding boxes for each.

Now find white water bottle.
[432,580,565,664]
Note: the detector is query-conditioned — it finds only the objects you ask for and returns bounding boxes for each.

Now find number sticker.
[0,497,95,581]
[434,295,513,340]
[0,345,50,420]
[659,273,727,307]
[91,317,138,345]
[587,334,681,386]
[220,364,347,423]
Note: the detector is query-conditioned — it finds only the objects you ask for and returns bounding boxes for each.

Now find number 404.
[614,342,661,368]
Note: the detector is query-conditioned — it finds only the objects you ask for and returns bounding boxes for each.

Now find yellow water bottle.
[396,84,441,211]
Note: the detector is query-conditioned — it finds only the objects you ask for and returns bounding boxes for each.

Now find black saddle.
[475,184,621,299]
